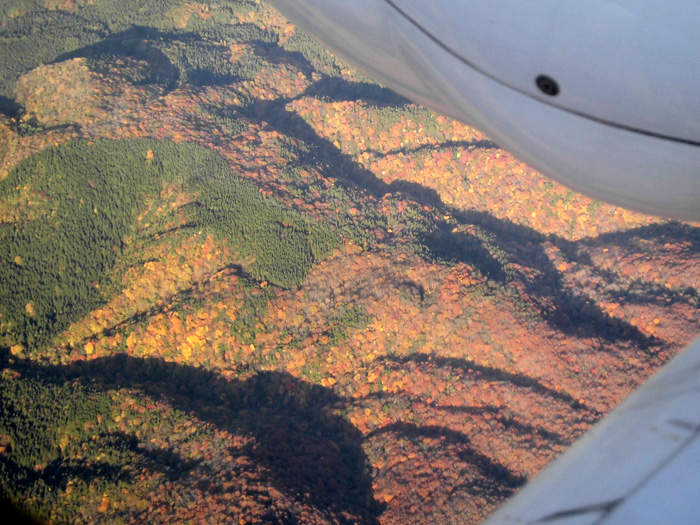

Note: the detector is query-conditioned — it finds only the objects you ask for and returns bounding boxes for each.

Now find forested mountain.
[1,1,699,523]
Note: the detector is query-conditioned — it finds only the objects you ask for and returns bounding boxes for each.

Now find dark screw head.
[536,75,559,96]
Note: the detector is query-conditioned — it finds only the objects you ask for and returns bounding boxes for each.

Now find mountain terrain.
[1,1,699,523]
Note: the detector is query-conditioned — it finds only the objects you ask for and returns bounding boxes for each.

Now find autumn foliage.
[1,2,699,524]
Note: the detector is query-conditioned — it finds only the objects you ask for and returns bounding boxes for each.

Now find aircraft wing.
[484,337,700,524]
[267,0,700,221]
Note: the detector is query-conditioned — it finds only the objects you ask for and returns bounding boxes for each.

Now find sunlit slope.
[0,139,337,349]
[0,1,699,524]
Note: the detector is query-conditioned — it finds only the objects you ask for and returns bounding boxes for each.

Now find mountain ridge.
[1,1,699,523]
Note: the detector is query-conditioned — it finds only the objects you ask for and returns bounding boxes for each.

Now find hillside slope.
[1,1,699,523]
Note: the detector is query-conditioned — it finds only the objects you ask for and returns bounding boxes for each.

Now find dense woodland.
[0,139,337,348]
[1,1,699,524]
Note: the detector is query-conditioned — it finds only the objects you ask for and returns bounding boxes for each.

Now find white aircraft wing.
[484,337,700,524]
[267,0,700,221]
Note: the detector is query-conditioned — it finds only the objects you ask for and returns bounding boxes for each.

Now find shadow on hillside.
[249,40,316,80]
[234,89,509,282]
[217,58,700,352]
[234,78,684,351]
[455,210,665,349]
[361,389,570,448]
[584,221,700,252]
[245,42,410,108]
[0,96,23,120]
[303,76,409,107]
[54,26,181,92]
[422,224,510,282]
[579,222,700,309]
[367,422,525,501]
[54,24,284,90]
[365,138,498,158]
[377,353,593,414]
[615,279,698,308]
[2,350,383,523]
[0,100,82,136]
